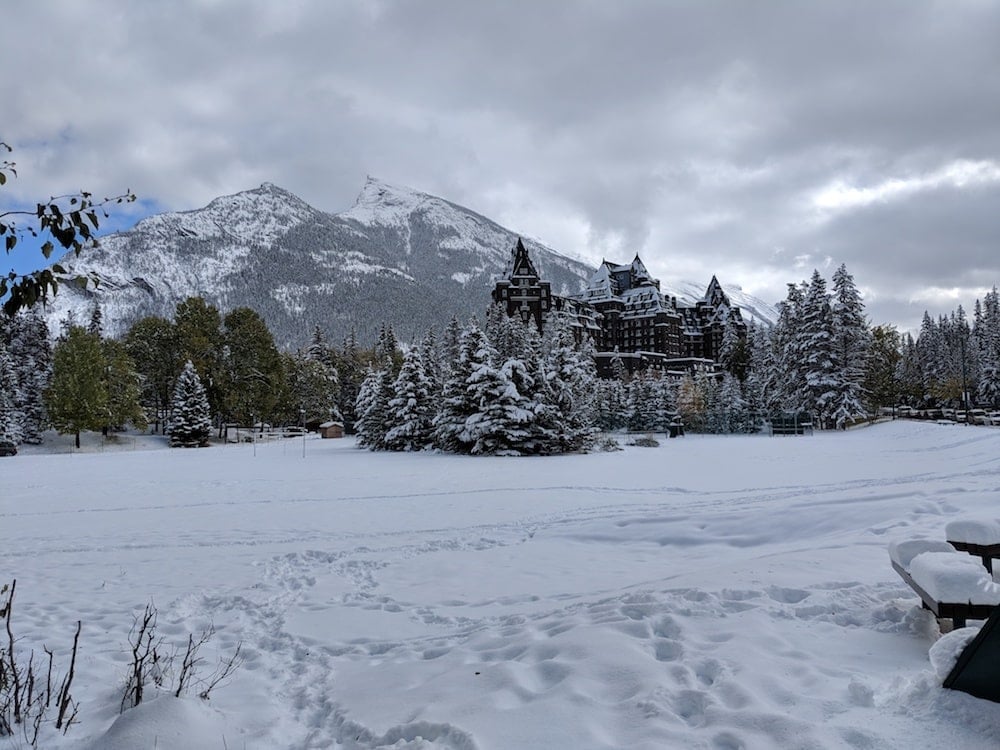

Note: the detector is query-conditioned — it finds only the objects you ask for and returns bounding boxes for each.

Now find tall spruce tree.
[9,309,52,443]
[829,264,869,427]
[169,361,212,447]
[798,271,838,425]
[384,348,436,451]
[433,323,491,454]
[0,341,23,443]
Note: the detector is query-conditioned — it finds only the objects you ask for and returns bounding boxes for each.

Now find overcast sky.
[3,0,999,332]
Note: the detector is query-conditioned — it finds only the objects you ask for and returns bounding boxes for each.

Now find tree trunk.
[75,430,81,449]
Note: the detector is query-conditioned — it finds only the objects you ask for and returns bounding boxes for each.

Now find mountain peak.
[342,177,431,226]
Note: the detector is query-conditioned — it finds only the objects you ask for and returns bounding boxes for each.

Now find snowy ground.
[3,421,1000,749]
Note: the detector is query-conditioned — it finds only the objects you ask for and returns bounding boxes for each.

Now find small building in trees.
[492,239,747,378]
[319,420,344,438]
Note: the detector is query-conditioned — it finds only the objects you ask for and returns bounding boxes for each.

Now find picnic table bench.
[889,539,1000,629]
[946,519,1000,575]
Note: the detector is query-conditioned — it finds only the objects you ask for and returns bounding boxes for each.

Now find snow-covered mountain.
[42,179,776,347]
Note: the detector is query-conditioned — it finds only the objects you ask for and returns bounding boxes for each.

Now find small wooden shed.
[319,421,344,439]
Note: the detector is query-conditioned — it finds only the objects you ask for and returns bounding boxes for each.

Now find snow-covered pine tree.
[715,372,752,433]
[440,315,463,382]
[461,352,533,456]
[0,341,23,443]
[916,312,944,403]
[593,377,627,431]
[538,313,596,452]
[337,327,365,433]
[829,264,870,428]
[770,283,806,413]
[895,333,924,406]
[87,302,103,338]
[287,352,342,425]
[977,288,1000,408]
[418,329,442,404]
[305,324,326,362]
[432,323,492,454]
[625,374,660,433]
[742,321,772,416]
[8,309,52,444]
[384,348,436,451]
[169,360,212,447]
[798,271,838,426]
[353,367,383,449]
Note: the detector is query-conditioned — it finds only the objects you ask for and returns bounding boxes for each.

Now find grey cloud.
[2,0,998,332]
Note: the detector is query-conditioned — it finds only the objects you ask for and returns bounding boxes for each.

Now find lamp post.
[300,407,306,457]
[960,334,970,422]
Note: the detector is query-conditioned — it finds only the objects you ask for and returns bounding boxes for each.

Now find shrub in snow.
[627,435,660,448]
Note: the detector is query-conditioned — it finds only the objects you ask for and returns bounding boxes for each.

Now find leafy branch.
[1,141,136,315]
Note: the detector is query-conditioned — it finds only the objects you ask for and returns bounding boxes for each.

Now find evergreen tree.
[539,313,596,452]
[45,326,107,448]
[221,307,286,427]
[864,325,902,415]
[0,341,23,443]
[354,366,396,450]
[441,315,463,381]
[337,327,369,433]
[8,309,52,443]
[353,367,384,449]
[718,315,749,382]
[169,360,212,447]
[102,339,148,433]
[895,333,924,406]
[461,353,533,456]
[284,352,341,425]
[418,328,442,404]
[798,271,838,425]
[375,323,403,376]
[829,264,869,427]
[625,374,660,432]
[174,296,224,421]
[433,323,492,453]
[714,373,751,433]
[384,348,436,451]
[770,283,806,412]
[87,301,103,338]
[125,316,180,433]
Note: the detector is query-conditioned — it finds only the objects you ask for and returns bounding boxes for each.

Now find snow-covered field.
[4,421,1000,749]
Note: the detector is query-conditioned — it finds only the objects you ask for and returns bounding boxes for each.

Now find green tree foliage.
[1,142,136,315]
[174,297,224,420]
[102,339,148,433]
[45,326,107,448]
[283,352,341,425]
[124,316,179,432]
[864,325,902,414]
[221,307,285,426]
